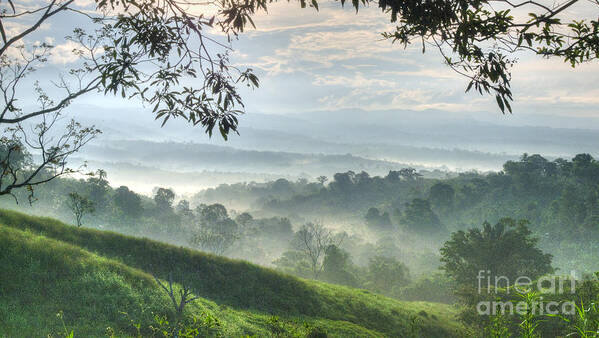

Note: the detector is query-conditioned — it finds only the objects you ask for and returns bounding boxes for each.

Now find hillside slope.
[0,210,466,337]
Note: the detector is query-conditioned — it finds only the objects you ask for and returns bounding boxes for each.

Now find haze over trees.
[2,0,599,335]
[440,218,554,289]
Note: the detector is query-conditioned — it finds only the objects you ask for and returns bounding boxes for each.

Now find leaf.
[496,95,505,113]
[466,81,474,93]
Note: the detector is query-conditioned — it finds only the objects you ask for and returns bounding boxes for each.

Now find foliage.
[365,207,393,230]
[440,218,553,289]
[364,256,411,297]
[320,245,360,287]
[429,182,455,214]
[154,188,176,212]
[114,185,143,219]
[0,0,266,199]
[291,222,342,278]
[399,273,457,304]
[400,198,445,234]
[0,210,466,337]
[65,192,95,227]
[189,203,239,255]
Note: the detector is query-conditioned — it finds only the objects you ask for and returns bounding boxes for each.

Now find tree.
[372,0,599,113]
[235,212,253,227]
[114,185,143,218]
[87,169,110,213]
[572,153,599,183]
[198,203,229,224]
[66,192,95,227]
[190,218,238,255]
[3,0,597,199]
[152,271,199,325]
[365,256,410,297]
[316,176,328,185]
[271,178,293,193]
[154,188,175,211]
[190,203,239,255]
[330,171,355,192]
[292,222,342,278]
[386,170,401,182]
[3,0,599,199]
[365,207,392,230]
[399,168,422,181]
[401,198,444,233]
[429,182,455,212]
[175,199,194,226]
[321,244,359,287]
[0,0,260,199]
[272,251,313,279]
[440,218,553,290]
[175,199,193,217]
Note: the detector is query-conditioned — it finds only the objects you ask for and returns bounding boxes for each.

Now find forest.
[2,152,599,336]
[2,0,599,335]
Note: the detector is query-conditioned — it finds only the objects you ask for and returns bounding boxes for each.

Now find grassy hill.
[0,210,466,337]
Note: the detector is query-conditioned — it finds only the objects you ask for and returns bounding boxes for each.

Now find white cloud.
[50,41,81,65]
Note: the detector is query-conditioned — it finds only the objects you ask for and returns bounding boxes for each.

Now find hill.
[0,210,466,337]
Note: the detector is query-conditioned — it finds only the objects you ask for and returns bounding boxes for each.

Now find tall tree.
[114,185,143,218]
[292,222,342,278]
[401,198,444,233]
[154,188,175,212]
[440,218,553,290]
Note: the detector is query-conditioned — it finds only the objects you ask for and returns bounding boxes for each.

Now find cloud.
[313,73,397,88]
[50,41,82,64]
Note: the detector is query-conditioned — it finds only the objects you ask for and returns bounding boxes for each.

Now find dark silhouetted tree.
[365,207,392,230]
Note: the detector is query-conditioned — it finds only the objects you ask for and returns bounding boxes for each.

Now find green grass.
[0,209,466,337]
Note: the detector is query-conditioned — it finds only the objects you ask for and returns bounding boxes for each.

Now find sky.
[230,1,599,119]
[8,0,599,123]
[4,0,599,193]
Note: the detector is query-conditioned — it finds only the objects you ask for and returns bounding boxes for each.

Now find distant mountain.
[72,104,599,160]
[76,140,424,194]
[61,104,599,192]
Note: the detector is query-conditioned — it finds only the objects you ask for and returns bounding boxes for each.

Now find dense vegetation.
[2,153,599,336]
[0,210,464,337]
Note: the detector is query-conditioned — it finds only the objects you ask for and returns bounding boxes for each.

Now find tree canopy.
[440,218,553,289]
